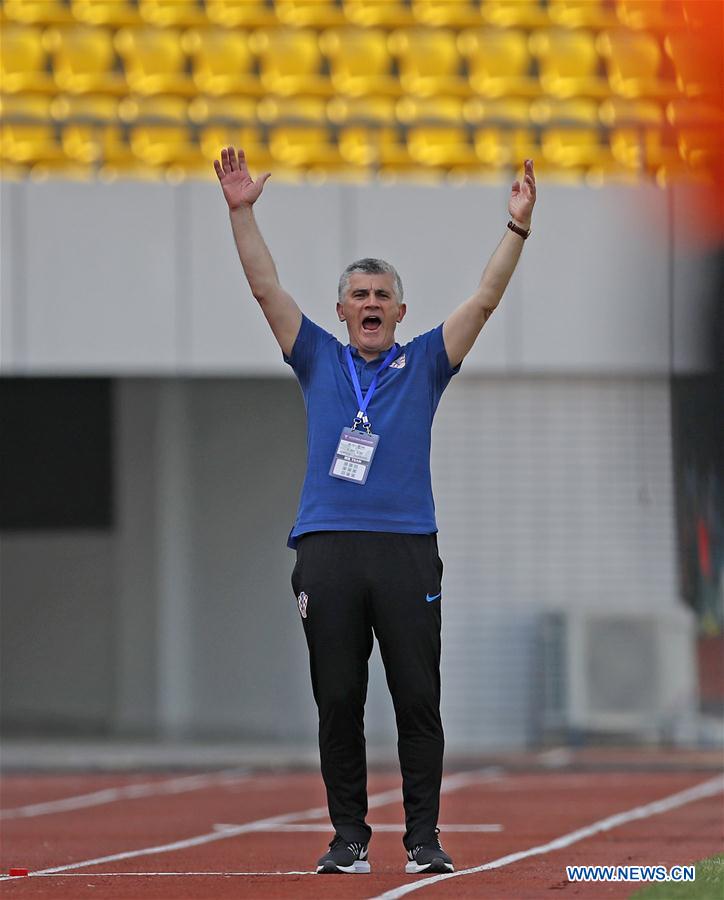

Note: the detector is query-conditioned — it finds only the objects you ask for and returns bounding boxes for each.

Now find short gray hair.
[338,258,404,304]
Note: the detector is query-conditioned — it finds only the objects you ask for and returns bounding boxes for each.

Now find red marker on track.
[8,868,29,876]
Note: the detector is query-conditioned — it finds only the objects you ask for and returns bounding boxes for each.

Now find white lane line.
[0,767,500,882]
[0,769,250,820]
[22,872,317,878]
[214,824,503,833]
[369,774,724,900]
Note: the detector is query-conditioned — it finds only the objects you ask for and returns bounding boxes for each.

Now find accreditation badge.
[329,428,379,485]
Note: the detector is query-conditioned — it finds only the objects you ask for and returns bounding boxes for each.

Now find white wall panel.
[187,182,348,373]
[23,182,178,372]
[2,180,703,375]
[519,184,670,372]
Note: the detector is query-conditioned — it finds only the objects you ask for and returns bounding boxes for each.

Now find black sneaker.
[405,828,454,874]
[316,835,370,874]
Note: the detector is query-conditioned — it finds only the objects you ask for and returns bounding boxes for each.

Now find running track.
[1,758,722,898]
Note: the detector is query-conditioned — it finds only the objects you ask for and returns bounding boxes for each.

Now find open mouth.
[362,316,382,332]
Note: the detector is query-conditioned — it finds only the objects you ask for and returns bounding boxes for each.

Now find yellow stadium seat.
[0,93,53,121]
[597,30,678,100]
[615,0,685,31]
[464,98,535,167]
[396,96,466,125]
[138,0,208,26]
[276,0,347,27]
[664,32,723,101]
[0,25,55,93]
[474,127,536,168]
[188,95,257,124]
[480,0,550,28]
[128,124,204,167]
[599,97,679,171]
[667,98,724,169]
[200,125,273,171]
[532,98,616,170]
[388,29,471,98]
[61,122,133,166]
[249,29,333,97]
[337,125,412,169]
[464,97,530,125]
[529,30,610,99]
[43,27,127,95]
[464,97,539,168]
[411,0,483,28]
[458,29,539,99]
[117,94,189,123]
[268,125,344,167]
[182,29,263,97]
[406,125,478,168]
[70,0,142,27]
[547,0,619,29]
[599,96,664,129]
[531,97,600,125]
[327,95,398,125]
[257,96,328,124]
[320,29,401,98]
[342,0,415,28]
[114,28,195,96]
[50,92,120,121]
[204,0,279,28]
[4,0,73,25]
[0,122,66,164]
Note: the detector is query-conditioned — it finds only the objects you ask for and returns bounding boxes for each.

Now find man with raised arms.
[214,148,536,875]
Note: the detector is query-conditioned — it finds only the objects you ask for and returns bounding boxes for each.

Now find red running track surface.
[1,762,722,898]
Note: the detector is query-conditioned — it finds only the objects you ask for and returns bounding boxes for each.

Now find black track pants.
[291,531,445,849]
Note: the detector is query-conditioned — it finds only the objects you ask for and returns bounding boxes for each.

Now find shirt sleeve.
[283,314,334,389]
[420,323,462,401]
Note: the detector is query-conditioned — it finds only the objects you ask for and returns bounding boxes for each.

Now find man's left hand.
[508,159,536,228]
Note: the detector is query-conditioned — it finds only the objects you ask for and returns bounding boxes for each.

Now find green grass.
[632,855,724,899]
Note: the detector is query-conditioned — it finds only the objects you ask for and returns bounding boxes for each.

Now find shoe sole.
[406,858,454,874]
[316,861,371,874]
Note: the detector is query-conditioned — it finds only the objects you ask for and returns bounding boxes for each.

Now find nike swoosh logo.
[426,592,441,602]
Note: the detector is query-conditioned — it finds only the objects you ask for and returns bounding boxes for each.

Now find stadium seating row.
[2,23,715,103]
[0,0,699,33]
[3,99,721,179]
[1,2,719,184]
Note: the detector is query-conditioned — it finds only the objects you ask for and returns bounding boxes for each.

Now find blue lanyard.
[344,344,399,432]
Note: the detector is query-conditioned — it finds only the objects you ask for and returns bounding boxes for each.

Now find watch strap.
[507,220,531,239]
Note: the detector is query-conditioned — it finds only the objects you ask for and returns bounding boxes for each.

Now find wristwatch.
[507,220,531,239]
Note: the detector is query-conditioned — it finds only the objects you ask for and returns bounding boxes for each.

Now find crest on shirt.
[389,354,406,369]
[297,591,309,619]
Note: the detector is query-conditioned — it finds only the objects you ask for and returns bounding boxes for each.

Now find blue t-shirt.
[284,315,460,548]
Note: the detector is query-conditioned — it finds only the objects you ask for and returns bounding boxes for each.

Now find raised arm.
[214,147,302,357]
[442,159,537,369]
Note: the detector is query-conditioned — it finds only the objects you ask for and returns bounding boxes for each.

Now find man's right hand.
[214,147,271,210]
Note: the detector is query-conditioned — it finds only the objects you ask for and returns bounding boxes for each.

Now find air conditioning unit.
[539,606,698,740]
